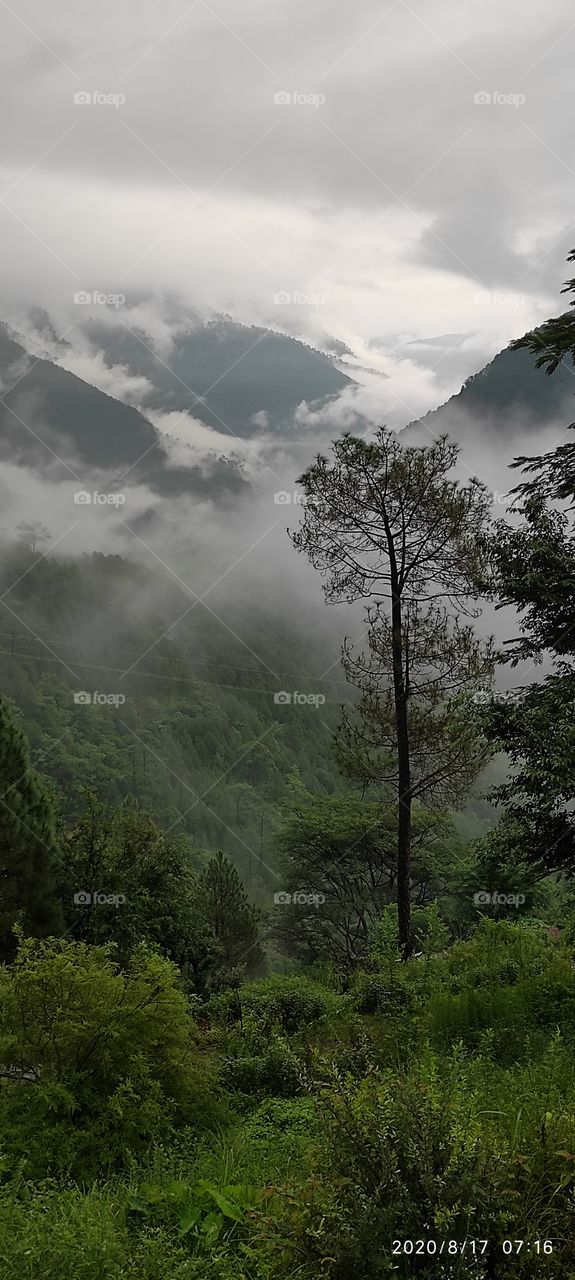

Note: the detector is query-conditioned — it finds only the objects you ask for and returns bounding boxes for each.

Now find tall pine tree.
[199,851,263,978]
[0,697,62,960]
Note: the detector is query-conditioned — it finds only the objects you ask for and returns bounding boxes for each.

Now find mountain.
[73,312,353,437]
[402,334,575,446]
[10,295,575,509]
[0,307,353,504]
[0,324,245,499]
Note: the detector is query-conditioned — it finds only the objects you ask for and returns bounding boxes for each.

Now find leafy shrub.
[0,937,225,1178]
[241,1097,320,1148]
[207,975,345,1036]
[220,1036,303,1098]
[351,972,412,1015]
[411,923,575,1059]
[273,1043,575,1278]
[523,961,575,1030]
[418,918,554,996]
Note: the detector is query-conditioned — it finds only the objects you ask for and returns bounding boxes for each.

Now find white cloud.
[0,0,571,373]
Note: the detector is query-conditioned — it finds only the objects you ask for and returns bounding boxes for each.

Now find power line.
[0,645,354,703]
[0,629,347,685]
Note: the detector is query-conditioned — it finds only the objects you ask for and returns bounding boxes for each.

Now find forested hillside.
[0,541,349,896]
[0,323,247,498]
[76,312,352,435]
[6,0,575,1268]
[404,327,575,445]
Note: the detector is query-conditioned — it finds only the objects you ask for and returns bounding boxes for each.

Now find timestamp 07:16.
[391,1239,555,1257]
[502,1240,554,1255]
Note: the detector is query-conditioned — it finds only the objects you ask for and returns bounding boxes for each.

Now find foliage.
[57,794,218,973]
[289,1040,575,1278]
[1,925,575,1275]
[199,851,265,981]
[0,937,224,1178]
[0,695,62,960]
[220,1035,303,1099]
[273,790,463,966]
[481,253,575,878]
[207,974,345,1036]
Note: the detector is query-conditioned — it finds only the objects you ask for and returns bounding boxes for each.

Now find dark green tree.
[0,696,62,959]
[58,795,219,977]
[198,850,264,980]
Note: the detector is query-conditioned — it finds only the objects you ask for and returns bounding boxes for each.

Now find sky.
[1,0,575,425]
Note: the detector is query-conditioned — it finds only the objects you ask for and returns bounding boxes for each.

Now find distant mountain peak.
[402,334,575,446]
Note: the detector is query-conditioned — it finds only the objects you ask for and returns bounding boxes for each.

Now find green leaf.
[178,1205,202,1237]
[205,1188,244,1220]
[201,1211,224,1246]
[127,1196,149,1215]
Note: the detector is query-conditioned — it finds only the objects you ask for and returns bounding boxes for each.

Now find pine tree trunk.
[396,763,413,957]
[391,587,413,958]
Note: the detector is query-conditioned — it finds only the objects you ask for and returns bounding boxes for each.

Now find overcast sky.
[1,0,575,418]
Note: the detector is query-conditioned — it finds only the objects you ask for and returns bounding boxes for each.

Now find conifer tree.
[198,851,263,977]
[292,431,494,955]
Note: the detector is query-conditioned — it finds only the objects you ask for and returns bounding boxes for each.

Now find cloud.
[56,346,156,405]
[148,408,269,472]
[0,0,571,377]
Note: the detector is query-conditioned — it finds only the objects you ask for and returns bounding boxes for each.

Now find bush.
[207,974,345,1037]
[220,1035,303,1098]
[241,1096,320,1148]
[521,957,575,1028]
[408,922,575,1060]
[0,937,225,1178]
[351,972,412,1016]
[418,918,554,995]
[272,1043,575,1278]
